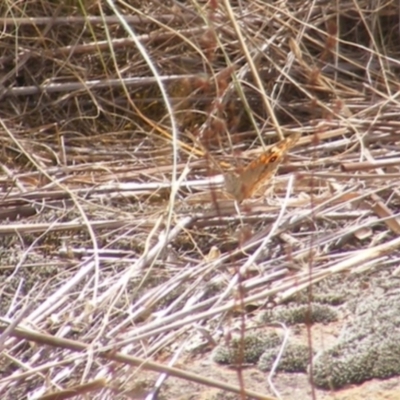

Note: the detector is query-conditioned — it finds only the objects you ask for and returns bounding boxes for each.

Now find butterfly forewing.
[224,132,301,202]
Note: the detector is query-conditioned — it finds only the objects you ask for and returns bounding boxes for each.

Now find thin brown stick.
[0,322,276,400]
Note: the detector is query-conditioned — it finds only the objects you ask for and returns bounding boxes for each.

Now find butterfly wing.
[224,132,300,202]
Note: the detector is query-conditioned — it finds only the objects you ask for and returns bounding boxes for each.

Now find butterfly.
[223,132,301,202]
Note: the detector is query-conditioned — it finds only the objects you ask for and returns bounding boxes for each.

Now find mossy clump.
[198,389,240,400]
[313,290,400,389]
[285,291,347,306]
[312,293,347,306]
[281,275,352,306]
[313,341,376,389]
[371,334,400,378]
[261,303,338,325]
[212,331,281,365]
[258,343,312,373]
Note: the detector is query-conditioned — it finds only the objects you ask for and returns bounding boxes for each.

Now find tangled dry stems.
[1,0,400,398]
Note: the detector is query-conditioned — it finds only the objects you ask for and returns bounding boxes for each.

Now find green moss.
[212,331,281,365]
[197,389,240,400]
[281,275,352,306]
[313,291,400,389]
[261,303,338,325]
[258,343,312,373]
[313,341,376,389]
[285,291,347,306]
[312,293,347,305]
[371,334,400,378]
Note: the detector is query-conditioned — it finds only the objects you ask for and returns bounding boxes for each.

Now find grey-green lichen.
[260,303,338,325]
[313,290,400,389]
[258,343,312,373]
[212,331,281,365]
[212,284,400,389]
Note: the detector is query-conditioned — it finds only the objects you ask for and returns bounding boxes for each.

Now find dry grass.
[1,0,400,399]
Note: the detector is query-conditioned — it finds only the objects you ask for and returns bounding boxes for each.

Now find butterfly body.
[224,132,300,202]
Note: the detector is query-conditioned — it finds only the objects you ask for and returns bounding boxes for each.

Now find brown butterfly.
[223,132,301,202]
